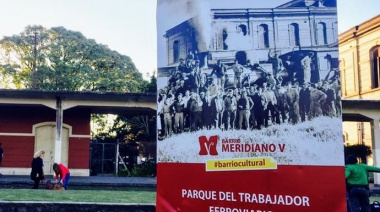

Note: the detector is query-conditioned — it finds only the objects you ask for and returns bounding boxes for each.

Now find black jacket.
[30,157,44,181]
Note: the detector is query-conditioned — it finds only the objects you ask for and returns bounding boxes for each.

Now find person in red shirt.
[53,163,70,190]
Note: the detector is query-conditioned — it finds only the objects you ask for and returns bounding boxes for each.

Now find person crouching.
[53,163,70,190]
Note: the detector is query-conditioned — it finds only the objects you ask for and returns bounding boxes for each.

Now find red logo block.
[198,135,218,156]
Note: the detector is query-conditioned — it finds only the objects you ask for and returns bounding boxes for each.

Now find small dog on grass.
[45,180,64,190]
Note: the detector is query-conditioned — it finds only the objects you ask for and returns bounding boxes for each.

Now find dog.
[45,180,65,190]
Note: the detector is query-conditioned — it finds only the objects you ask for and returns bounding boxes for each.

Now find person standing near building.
[301,52,314,84]
[223,89,237,130]
[171,93,185,134]
[299,82,311,122]
[284,82,300,125]
[210,90,224,129]
[207,78,219,98]
[200,91,213,130]
[268,49,282,77]
[53,163,70,190]
[309,83,326,119]
[186,69,199,94]
[321,82,336,117]
[281,55,295,85]
[345,155,380,212]
[232,60,244,88]
[237,89,253,130]
[210,60,226,91]
[161,98,173,138]
[186,50,194,63]
[262,83,278,127]
[273,84,287,124]
[189,93,203,132]
[331,79,342,117]
[30,150,45,189]
[248,86,257,129]
[251,87,266,130]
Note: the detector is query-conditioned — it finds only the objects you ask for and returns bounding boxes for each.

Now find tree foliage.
[91,113,157,169]
[92,114,156,143]
[344,144,372,164]
[0,25,145,92]
[143,72,157,93]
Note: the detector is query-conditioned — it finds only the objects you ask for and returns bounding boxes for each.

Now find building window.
[343,132,348,143]
[332,21,338,41]
[340,59,347,96]
[317,22,327,45]
[371,46,380,89]
[222,29,228,50]
[237,24,247,36]
[258,24,269,48]
[289,23,300,47]
[173,40,179,63]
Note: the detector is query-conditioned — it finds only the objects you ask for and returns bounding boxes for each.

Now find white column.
[371,119,380,186]
[115,142,119,176]
[54,98,63,164]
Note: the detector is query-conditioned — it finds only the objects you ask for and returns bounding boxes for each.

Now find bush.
[130,162,156,177]
[117,168,130,177]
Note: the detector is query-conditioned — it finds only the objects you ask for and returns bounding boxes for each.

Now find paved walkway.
[0,174,156,189]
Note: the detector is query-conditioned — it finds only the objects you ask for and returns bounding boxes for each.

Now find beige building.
[162,0,338,83]
[339,15,380,167]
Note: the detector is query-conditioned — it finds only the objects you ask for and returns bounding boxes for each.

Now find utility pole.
[32,32,38,89]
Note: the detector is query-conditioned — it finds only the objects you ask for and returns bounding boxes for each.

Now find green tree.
[91,113,156,169]
[143,71,157,93]
[0,25,144,92]
[91,113,156,143]
[344,144,372,164]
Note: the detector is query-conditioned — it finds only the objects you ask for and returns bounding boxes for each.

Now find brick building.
[0,89,155,176]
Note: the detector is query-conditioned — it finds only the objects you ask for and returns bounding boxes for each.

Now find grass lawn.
[0,189,156,203]
[371,196,380,203]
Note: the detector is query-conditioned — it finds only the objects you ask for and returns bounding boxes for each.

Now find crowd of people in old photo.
[157,50,341,139]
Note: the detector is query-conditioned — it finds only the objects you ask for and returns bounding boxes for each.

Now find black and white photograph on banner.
[157,0,343,165]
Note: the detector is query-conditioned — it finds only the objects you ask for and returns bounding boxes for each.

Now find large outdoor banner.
[156,0,346,211]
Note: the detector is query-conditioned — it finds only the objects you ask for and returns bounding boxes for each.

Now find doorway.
[34,123,69,175]
[235,51,247,65]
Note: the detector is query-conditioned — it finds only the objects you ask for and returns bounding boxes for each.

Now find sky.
[0,0,379,80]
[0,0,157,80]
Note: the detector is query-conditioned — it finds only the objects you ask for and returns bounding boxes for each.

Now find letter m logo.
[198,135,218,156]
